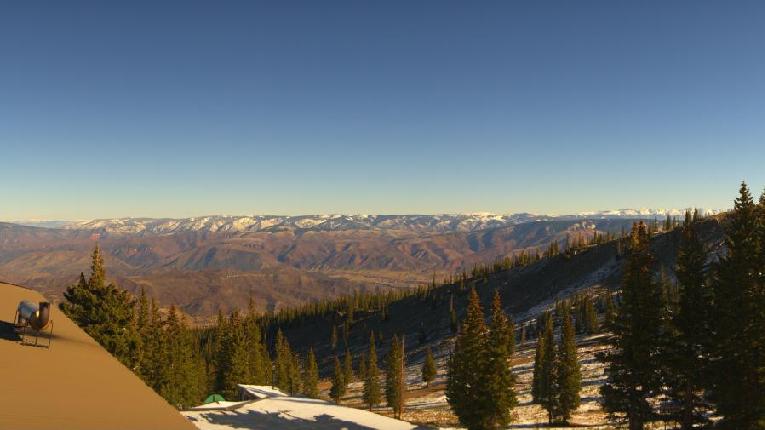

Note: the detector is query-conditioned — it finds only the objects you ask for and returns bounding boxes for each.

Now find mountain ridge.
[11,209,720,235]
[0,218,644,317]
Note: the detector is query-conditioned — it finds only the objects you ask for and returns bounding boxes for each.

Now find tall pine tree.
[710,182,765,428]
[134,287,150,377]
[303,348,319,398]
[385,335,405,420]
[343,348,354,384]
[329,356,346,403]
[219,311,250,399]
[603,293,616,329]
[665,216,711,429]
[447,289,488,429]
[483,290,517,428]
[555,308,581,424]
[531,324,546,403]
[363,332,382,410]
[358,352,368,382]
[61,243,137,367]
[421,347,436,387]
[244,298,269,385]
[600,222,666,430]
[274,329,293,393]
[539,315,557,424]
[583,296,599,335]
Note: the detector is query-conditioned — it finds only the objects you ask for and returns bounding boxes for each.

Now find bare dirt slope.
[0,282,195,430]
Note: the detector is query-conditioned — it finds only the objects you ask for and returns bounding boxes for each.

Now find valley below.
[0,214,646,319]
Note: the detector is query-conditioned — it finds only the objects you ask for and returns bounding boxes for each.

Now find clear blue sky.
[2,1,764,220]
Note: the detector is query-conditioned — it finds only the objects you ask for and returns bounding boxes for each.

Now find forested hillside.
[1,217,640,318]
[55,182,765,430]
[56,203,724,415]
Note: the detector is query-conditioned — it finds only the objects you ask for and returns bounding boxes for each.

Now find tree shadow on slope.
[197,409,432,430]
[199,410,375,430]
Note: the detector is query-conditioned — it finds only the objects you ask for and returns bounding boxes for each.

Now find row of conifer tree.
[596,182,765,430]
[443,183,764,430]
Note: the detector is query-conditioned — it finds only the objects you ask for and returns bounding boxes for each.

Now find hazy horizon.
[5,207,726,225]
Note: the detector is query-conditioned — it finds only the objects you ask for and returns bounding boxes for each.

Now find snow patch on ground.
[183,386,423,430]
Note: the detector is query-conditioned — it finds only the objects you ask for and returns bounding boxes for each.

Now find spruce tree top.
[89,243,106,288]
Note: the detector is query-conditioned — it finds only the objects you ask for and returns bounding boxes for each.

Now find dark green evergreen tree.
[303,348,319,398]
[363,332,382,410]
[664,217,711,429]
[330,325,338,350]
[538,315,557,424]
[210,309,226,388]
[244,298,269,385]
[603,293,616,329]
[288,352,302,395]
[484,290,517,428]
[449,294,459,334]
[710,182,765,428]
[600,222,666,430]
[531,318,546,403]
[134,287,150,377]
[159,305,184,406]
[159,306,204,408]
[274,329,292,392]
[219,311,250,399]
[89,243,106,287]
[385,335,405,419]
[357,351,368,382]
[329,356,346,403]
[343,348,354,384]
[446,289,488,429]
[555,308,581,424]
[421,347,436,387]
[61,244,137,367]
[147,298,169,395]
[583,296,599,334]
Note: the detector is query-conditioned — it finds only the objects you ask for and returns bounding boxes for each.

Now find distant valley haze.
[7,209,723,230]
[0,211,716,318]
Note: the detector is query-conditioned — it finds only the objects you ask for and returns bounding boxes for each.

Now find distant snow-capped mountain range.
[11,209,720,235]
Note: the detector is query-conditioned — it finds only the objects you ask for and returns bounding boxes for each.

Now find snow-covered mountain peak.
[40,208,722,236]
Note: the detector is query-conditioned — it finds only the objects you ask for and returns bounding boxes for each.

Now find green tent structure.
[203,394,226,404]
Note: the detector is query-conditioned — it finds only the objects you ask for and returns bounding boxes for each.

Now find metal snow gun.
[14,300,54,348]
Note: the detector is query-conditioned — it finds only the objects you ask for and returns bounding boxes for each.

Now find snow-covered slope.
[182,386,419,430]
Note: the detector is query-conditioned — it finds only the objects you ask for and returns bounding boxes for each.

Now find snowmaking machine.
[14,300,54,348]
